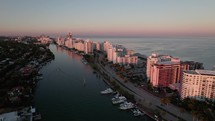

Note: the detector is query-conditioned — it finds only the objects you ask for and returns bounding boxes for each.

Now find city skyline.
[0,0,215,37]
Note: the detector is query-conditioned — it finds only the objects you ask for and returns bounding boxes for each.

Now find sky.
[0,0,215,37]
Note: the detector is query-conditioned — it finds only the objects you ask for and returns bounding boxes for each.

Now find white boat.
[119,102,134,110]
[112,96,127,104]
[100,88,113,94]
[132,109,144,116]
[113,92,120,98]
[81,58,88,65]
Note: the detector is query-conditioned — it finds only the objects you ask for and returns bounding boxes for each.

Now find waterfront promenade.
[95,54,193,121]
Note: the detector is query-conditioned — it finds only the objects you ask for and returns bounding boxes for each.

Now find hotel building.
[146,53,172,79]
[74,40,85,52]
[56,36,65,46]
[105,43,138,65]
[84,39,93,54]
[103,41,112,52]
[150,57,181,87]
[65,37,73,49]
[94,42,101,51]
[147,53,203,87]
[37,35,52,44]
[180,70,215,102]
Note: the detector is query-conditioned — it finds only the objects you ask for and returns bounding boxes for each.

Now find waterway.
[34,44,153,121]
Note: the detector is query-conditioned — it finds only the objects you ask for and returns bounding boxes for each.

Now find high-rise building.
[65,38,73,48]
[180,70,215,102]
[84,39,93,54]
[94,42,101,51]
[150,58,181,87]
[74,40,85,52]
[56,37,65,46]
[147,53,204,87]
[146,53,172,78]
[103,41,112,52]
[107,46,115,62]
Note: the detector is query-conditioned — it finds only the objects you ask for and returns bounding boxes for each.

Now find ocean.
[79,36,215,69]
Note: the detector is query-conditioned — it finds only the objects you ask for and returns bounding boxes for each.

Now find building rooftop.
[196,70,215,76]
[156,61,180,65]
[184,70,215,76]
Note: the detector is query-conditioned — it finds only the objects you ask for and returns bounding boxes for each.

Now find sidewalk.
[98,63,192,121]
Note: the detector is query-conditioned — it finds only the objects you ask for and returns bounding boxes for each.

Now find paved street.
[97,59,193,121]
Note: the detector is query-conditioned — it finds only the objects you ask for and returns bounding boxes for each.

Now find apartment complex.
[180,70,215,102]
[147,53,203,87]
[56,33,93,54]
[37,35,52,44]
[56,34,138,65]
[104,41,138,65]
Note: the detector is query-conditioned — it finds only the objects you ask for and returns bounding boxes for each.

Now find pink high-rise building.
[107,47,115,62]
[65,38,73,48]
[147,53,204,88]
[95,42,101,51]
[74,40,85,52]
[150,58,181,87]
[146,53,172,79]
[103,41,112,52]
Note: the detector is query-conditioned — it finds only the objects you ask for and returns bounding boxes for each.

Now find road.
[95,54,193,121]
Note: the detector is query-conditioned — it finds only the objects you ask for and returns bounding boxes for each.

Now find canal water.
[34,45,153,121]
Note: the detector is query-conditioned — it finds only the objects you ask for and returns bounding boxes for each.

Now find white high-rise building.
[57,37,65,46]
[84,39,93,54]
[180,70,215,102]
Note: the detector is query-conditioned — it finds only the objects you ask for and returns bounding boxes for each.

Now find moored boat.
[132,108,144,116]
[119,102,134,110]
[112,96,127,104]
[100,88,113,94]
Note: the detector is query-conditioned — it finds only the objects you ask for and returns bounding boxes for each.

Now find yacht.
[119,102,134,110]
[100,88,113,94]
[132,109,144,116]
[112,96,127,104]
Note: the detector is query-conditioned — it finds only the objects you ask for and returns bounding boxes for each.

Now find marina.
[34,45,154,121]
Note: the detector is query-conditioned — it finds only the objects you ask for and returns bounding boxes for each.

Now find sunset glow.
[0,0,215,36]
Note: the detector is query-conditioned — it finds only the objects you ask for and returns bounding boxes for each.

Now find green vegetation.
[0,37,54,113]
[179,98,215,121]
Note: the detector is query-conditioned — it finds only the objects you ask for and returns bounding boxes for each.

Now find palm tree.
[191,110,198,121]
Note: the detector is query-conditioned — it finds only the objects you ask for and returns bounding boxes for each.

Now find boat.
[113,92,120,98]
[112,96,127,104]
[119,102,134,110]
[33,113,42,120]
[132,108,144,116]
[100,88,113,94]
[81,58,88,65]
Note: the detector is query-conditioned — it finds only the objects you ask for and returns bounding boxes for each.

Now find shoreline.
[0,42,55,115]
[59,45,157,121]
[94,63,157,121]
